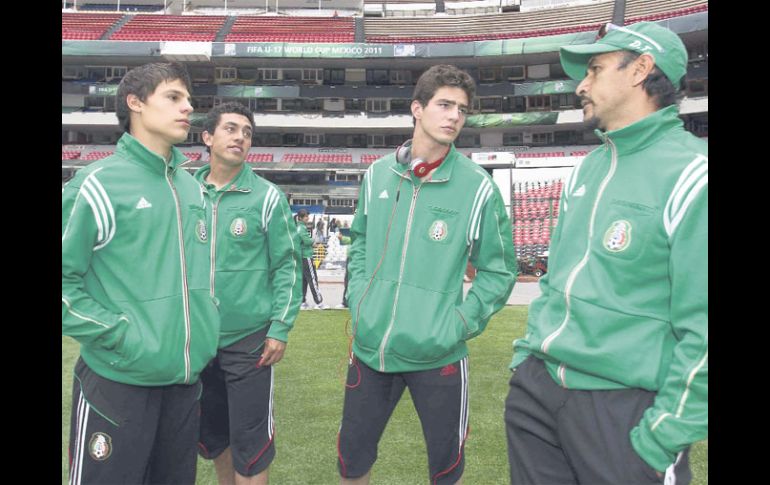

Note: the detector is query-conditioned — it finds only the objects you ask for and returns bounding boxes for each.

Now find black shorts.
[337,356,469,484]
[68,357,201,485]
[198,327,276,477]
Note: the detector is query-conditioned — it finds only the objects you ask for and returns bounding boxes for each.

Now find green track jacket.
[196,165,302,348]
[510,106,708,472]
[348,144,517,373]
[295,219,314,258]
[62,133,220,386]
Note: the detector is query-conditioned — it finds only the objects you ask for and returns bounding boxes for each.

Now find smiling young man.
[337,64,517,485]
[63,62,220,484]
[505,22,708,485]
[194,102,302,485]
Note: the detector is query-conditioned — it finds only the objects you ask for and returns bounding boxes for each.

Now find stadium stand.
[78,3,164,12]
[512,179,562,257]
[61,150,81,161]
[182,151,202,161]
[80,150,114,161]
[225,16,355,43]
[246,153,275,163]
[62,0,707,257]
[360,154,383,164]
[281,154,354,164]
[365,0,706,42]
[108,14,226,42]
[62,12,123,40]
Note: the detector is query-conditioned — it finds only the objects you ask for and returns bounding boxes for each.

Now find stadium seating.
[109,14,226,42]
[78,3,164,13]
[517,151,567,158]
[360,154,383,164]
[512,179,563,257]
[224,16,355,43]
[81,151,114,161]
[62,12,123,40]
[365,0,706,43]
[61,150,81,161]
[182,152,202,161]
[281,153,354,164]
[64,0,706,44]
[246,153,275,163]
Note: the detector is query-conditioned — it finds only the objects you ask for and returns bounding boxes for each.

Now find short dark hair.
[412,64,476,120]
[202,102,254,135]
[618,51,681,109]
[116,62,192,133]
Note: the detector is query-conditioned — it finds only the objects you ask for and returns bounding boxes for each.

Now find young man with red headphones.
[337,64,517,484]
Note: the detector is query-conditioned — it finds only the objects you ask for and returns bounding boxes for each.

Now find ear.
[201,131,213,148]
[632,53,656,87]
[126,94,143,114]
[411,99,423,120]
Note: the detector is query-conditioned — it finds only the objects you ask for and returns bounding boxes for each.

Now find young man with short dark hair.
[194,102,302,485]
[63,62,220,484]
[338,64,517,485]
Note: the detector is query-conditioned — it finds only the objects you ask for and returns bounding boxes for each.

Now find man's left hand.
[258,338,286,367]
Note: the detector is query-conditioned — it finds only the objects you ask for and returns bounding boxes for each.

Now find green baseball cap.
[560,21,688,89]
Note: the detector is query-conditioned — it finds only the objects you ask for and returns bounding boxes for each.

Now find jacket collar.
[389,143,459,183]
[195,163,251,192]
[115,133,188,175]
[595,105,683,155]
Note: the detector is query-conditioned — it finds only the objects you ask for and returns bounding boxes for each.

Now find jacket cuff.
[630,422,674,473]
[455,308,477,339]
[458,293,482,333]
[267,320,290,343]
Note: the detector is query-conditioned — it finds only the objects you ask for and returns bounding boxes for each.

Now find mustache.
[579,96,593,106]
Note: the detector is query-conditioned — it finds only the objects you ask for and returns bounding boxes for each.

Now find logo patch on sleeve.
[89,432,112,461]
[603,220,632,252]
[429,220,448,241]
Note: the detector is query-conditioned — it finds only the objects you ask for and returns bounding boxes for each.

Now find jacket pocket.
[351,277,396,353]
[387,285,465,363]
[111,299,187,383]
[593,203,658,263]
[112,307,144,368]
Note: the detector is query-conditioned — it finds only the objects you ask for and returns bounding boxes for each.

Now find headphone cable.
[344,175,406,389]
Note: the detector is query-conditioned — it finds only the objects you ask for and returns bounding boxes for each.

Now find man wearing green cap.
[505,21,707,484]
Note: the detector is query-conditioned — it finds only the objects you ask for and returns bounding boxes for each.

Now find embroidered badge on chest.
[429,220,448,242]
[230,218,248,237]
[196,219,208,243]
[603,220,632,252]
[89,432,112,461]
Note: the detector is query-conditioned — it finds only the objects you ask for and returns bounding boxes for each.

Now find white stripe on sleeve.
[664,155,708,237]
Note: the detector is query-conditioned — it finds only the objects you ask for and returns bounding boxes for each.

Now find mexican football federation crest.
[603,220,632,252]
[429,220,448,242]
[196,219,208,243]
[230,218,248,237]
[89,432,112,461]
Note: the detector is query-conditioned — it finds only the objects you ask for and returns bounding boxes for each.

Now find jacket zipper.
[208,186,249,296]
[209,194,222,297]
[378,182,421,371]
[166,167,193,384]
[540,137,618,387]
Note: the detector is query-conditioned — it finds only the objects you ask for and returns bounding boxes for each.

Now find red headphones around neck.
[395,139,449,178]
